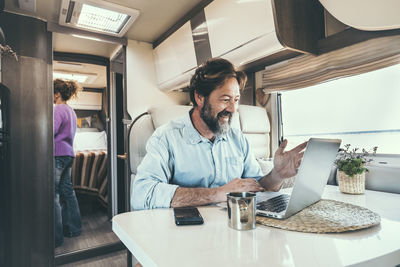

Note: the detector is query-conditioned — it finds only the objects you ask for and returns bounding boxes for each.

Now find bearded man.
[131,58,306,210]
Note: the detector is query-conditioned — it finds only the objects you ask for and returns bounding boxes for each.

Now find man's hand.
[273,139,307,179]
[216,178,264,202]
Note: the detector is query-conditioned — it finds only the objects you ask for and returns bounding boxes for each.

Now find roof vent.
[59,0,139,37]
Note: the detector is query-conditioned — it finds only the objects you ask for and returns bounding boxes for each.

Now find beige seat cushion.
[238,105,270,158]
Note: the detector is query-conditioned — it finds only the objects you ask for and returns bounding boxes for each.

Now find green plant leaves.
[335,144,378,177]
[337,158,367,177]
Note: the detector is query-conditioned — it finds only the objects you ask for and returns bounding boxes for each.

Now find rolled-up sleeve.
[131,134,179,210]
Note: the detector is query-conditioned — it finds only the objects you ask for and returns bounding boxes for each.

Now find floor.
[54,195,140,266]
[58,250,128,267]
[55,195,120,255]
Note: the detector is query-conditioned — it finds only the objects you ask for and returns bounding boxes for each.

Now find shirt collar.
[182,110,228,144]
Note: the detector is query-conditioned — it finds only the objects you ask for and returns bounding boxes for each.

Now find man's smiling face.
[200,77,240,135]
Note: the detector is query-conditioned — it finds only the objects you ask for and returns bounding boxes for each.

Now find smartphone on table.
[173,207,204,226]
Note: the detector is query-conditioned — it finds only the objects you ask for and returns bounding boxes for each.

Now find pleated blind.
[257,35,400,93]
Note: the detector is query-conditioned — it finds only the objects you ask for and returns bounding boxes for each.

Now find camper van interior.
[1,0,400,266]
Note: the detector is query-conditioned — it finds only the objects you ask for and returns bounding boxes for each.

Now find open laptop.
[256,138,341,219]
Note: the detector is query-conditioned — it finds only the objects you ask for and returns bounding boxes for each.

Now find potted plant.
[335,144,377,194]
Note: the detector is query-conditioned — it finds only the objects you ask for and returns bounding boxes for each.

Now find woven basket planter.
[337,170,365,194]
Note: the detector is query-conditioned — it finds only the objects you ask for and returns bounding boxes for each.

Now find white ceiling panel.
[5,0,205,42]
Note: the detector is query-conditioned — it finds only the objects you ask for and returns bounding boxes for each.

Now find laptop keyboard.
[257,194,290,213]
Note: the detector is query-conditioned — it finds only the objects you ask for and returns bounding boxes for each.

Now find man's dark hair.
[189,58,247,106]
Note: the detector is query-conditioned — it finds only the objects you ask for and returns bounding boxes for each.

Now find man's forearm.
[170,187,225,207]
[258,168,283,192]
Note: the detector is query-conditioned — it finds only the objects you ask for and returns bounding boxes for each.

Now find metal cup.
[227,192,256,230]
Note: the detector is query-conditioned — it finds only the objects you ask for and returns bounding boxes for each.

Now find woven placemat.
[256,199,381,233]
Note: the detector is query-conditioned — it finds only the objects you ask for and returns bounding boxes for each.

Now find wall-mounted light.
[71,34,102,42]
[53,71,97,84]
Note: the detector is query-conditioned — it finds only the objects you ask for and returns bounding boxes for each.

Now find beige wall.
[126,40,190,120]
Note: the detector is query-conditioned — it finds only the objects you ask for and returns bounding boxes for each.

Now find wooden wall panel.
[0,11,54,267]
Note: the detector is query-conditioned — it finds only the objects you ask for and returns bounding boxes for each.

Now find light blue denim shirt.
[131,111,263,210]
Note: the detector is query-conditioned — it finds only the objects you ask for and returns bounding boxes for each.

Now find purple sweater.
[54,104,77,157]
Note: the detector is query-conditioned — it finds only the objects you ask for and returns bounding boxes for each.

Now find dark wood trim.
[115,72,126,213]
[153,0,213,48]
[106,47,130,216]
[318,28,400,55]
[272,0,325,54]
[121,46,130,122]
[238,49,301,73]
[251,72,256,106]
[54,52,109,66]
[190,9,212,65]
[106,62,112,218]
[239,72,255,106]
[127,251,133,267]
[82,87,105,93]
[54,241,125,266]
[119,46,132,214]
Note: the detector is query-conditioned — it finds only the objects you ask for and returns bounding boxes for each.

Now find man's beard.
[200,98,232,135]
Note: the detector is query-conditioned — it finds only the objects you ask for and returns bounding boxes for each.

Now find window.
[280,64,400,155]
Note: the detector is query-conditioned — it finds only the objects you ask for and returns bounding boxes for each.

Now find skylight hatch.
[59,0,139,37]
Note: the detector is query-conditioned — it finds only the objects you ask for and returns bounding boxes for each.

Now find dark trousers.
[54,156,82,247]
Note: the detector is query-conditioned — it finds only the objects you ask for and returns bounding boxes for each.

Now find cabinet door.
[204,0,276,58]
[153,21,197,86]
[68,91,102,110]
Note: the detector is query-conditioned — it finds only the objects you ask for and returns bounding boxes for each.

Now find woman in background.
[54,79,81,247]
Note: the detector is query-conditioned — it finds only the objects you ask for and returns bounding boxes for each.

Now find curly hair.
[189,58,247,106]
[53,79,79,101]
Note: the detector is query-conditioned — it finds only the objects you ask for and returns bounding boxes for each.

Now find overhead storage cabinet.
[68,91,102,110]
[153,0,324,91]
[153,21,197,90]
[204,0,283,66]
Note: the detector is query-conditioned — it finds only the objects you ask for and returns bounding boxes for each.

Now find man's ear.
[194,91,205,108]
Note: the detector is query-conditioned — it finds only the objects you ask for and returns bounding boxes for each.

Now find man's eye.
[222,99,230,102]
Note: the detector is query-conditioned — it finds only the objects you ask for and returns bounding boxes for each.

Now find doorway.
[110,47,131,215]
[53,47,127,265]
